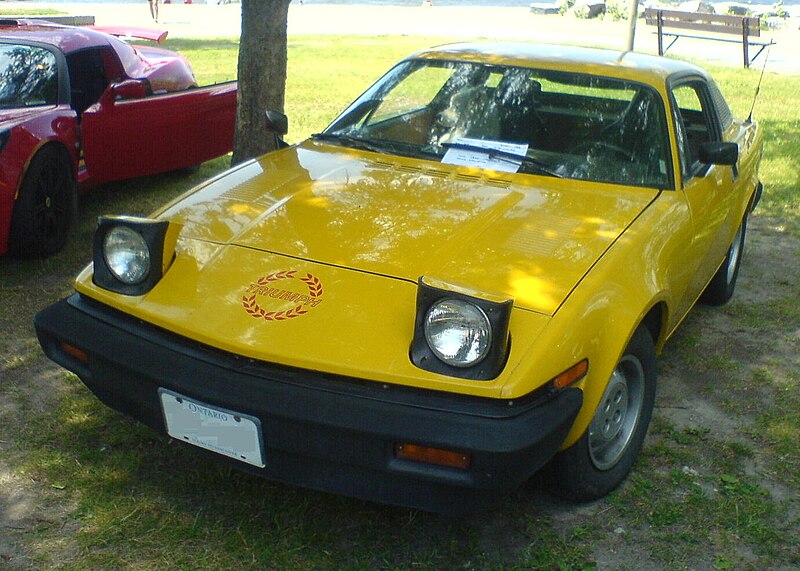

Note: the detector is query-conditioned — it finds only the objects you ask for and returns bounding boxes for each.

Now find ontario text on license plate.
[159,389,265,468]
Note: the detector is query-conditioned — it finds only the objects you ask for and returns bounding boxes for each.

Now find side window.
[0,45,59,107]
[66,47,117,116]
[670,82,718,177]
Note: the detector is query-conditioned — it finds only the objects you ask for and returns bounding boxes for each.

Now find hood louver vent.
[369,160,511,187]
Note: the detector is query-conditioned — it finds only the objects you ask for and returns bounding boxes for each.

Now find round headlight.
[424,299,491,368]
[103,226,150,285]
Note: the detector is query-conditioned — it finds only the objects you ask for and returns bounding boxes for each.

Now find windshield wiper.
[313,133,443,162]
[311,132,386,154]
[377,139,441,160]
[441,141,562,178]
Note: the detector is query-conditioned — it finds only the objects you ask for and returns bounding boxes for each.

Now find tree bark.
[232,0,292,165]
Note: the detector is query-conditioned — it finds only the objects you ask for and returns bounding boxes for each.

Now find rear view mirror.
[265,110,288,136]
[699,141,738,166]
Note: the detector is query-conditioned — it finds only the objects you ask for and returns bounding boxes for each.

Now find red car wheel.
[9,146,76,258]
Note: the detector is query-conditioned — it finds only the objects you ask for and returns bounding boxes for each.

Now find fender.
[503,188,698,447]
[0,107,78,255]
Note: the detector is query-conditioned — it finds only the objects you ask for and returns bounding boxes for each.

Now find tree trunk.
[232,0,292,165]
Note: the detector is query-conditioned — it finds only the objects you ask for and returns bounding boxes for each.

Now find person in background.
[148,0,159,22]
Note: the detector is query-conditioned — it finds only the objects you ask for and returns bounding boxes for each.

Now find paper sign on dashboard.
[441,137,529,173]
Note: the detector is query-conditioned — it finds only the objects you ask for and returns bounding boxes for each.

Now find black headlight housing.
[92,216,170,296]
[410,277,512,380]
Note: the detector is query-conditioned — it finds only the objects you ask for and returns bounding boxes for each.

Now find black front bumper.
[35,294,582,514]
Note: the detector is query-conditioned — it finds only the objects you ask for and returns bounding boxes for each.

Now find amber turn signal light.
[551,359,589,389]
[61,342,89,365]
[395,443,471,470]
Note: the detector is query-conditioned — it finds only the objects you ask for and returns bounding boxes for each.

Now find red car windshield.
[0,43,59,108]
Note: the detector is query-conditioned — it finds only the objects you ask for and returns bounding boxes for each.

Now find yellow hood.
[158,140,659,317]
[77,141,663,397]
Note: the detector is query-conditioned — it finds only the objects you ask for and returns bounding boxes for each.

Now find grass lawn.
[1,35,798,570]
[0,8,63,16]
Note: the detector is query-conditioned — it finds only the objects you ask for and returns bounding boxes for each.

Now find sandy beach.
[1,1,798,73]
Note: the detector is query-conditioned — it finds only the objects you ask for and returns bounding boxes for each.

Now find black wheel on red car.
[701,215,747,306]
[9,146,76,258]
[544,326,656,501]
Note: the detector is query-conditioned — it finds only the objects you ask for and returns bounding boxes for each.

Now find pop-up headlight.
[103,225,151,285]
[411,277,512,380]
[424,298,491,368]
[92,216,171,295]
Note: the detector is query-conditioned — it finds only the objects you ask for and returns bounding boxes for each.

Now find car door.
[669,78,740,317]
[80,80,237,185]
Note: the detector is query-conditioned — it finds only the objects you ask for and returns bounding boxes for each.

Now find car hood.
[158,140,658,317]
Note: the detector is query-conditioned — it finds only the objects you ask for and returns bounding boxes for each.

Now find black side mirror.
[265,110,288,137]
[698,141,738,166]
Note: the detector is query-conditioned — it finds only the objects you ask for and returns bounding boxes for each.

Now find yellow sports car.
[36,43,763,514]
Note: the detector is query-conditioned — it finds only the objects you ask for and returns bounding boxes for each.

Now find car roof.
[412,42,710,87]
[0,19,112,53]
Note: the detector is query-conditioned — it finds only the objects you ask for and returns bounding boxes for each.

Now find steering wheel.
[577,141,634,162]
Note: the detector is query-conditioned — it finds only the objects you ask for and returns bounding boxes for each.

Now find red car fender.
[0,106,78,255]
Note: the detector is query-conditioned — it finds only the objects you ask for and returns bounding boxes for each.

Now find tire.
[174,163,201,176]
[701,216,747,306]
[9,146,76,258]
[544,326,657,501]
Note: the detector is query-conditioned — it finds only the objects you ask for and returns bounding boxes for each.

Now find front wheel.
[544,326,657,501]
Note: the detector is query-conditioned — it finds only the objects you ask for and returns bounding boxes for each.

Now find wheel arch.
[9,141,78,257]
[746,180,763,214]
[15,139,77,202]
[24,140,77,225]
[641,300,668,354]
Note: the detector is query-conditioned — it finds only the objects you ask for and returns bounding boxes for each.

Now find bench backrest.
[644,8,761,38]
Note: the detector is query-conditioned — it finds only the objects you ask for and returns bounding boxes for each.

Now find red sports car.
[0,20,237,257]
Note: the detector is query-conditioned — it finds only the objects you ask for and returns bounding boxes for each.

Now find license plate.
[159,389,265,468]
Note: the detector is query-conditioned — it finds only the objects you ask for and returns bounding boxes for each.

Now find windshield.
[0,44,59,109]
[322,59,671,188]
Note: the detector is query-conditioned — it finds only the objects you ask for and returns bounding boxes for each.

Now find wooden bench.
[644,8,774,68]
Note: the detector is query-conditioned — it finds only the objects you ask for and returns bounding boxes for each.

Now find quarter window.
[670,82,717,177]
